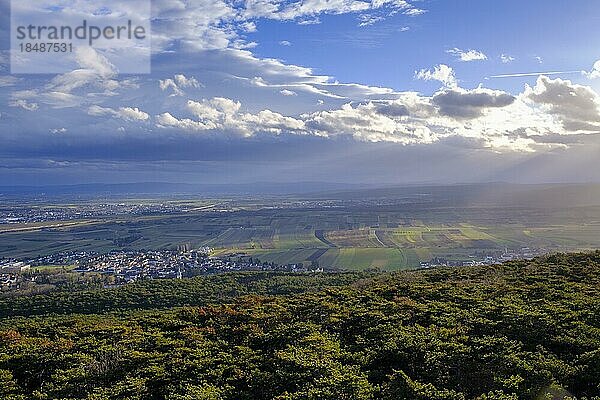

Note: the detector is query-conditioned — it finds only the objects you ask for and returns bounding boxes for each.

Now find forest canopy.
[1,252,600,399]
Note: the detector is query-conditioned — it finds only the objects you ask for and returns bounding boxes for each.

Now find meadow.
[3,202,600,270]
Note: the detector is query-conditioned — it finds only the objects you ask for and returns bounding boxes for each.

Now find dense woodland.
[1,252,600,399]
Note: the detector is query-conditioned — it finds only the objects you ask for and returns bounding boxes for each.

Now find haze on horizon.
[1,0,600,186]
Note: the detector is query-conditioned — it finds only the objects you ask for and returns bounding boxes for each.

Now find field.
[3,201,600,270]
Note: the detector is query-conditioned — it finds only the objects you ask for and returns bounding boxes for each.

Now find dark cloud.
[373,102,409,117]
[527,76,600,131]
[432,88,515,119]
[562,120,600,132]
[4,137,600,186]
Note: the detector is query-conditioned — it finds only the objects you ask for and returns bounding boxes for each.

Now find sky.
[1,0,600,187]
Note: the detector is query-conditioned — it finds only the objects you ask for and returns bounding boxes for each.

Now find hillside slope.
[1,252,600,399]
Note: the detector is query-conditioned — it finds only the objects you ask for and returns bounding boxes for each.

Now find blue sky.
[249,0,600,93]
[1,0,600,186]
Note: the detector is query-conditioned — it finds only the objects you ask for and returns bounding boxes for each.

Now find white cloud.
[415,64,457,88]
[88,105,150,121]
[583,60,600,79]
[358,14,385,26]
[315,81,395,98]
[447,48,488,62]
[147,76,584,152]
[7,47,138,110]
[156,112,216,132]
[160,74,201,96]
[243,109,306,133]
[273,0,369,20]
[9,60,599,153]
[403,8,427,16]
[87,105,112,117]
[146,0,426,53]
[4,4,596,156]
[298,17,321,25]
[501,54,515,64]
[279,40,292,46]
[241,21,257,32]
[525,75,600,132]
[39,92,83,109]
[45,47,121,96]
[304,102,427,143]
[0,76,18,87]
[9,99,39,111]
[156,96,304,136]
[301,86,553,150]
[175,74,201,88]
[187,97,241,121]
[118,107,151,121]
[74,46,117,78]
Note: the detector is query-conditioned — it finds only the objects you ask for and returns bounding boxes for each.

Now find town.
[2,245,549,295]
[418,247,550,268]
[0,248,324,294]
[0,202,195,224]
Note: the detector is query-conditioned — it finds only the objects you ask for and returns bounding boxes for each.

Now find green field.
[3,205,600,270]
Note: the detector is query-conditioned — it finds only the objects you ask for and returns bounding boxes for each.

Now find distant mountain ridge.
[308,182,600,208]
[0,182,373,197]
